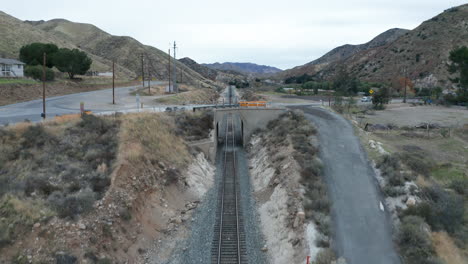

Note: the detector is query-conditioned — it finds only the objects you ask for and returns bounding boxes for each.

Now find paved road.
[0,82,172,124]
[281,95,422,106]
[291,106,401,264]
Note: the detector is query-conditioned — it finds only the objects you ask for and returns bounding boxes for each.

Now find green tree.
[333,66,360,95]
[24,65,55,81]
[372,87,390,110]
[19,43,58,67]
[448,46,468,103]
[53,48,92,79]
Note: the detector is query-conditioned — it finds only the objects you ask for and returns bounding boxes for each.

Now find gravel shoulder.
[291,106,401,264]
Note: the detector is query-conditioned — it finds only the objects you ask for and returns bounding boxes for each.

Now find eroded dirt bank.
[0,111,215,263]
[247,111,336,264]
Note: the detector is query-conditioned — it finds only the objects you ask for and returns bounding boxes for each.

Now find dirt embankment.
[354,117,468,264]
[0,112,215,263]
[154,87,219,105]
[247,111,336,264]
[0,78,139,106]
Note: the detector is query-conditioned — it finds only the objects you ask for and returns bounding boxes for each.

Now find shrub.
[398,152,432,176]
[313,249,336,264]
[449,179,468,196]
[21,125,56,148]
[404,186,464,235]
[24,65,55,81]
[377,154,404,186]
[397,216,436,264]
[87,172,111,196]
[48,189,96,218]
[421,186,464,234]
[24,175,58,196]
[55,253,77,264]
[174,111,213,141]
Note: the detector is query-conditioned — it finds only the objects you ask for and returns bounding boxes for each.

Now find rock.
[293,211,305,228]
[78,223,86,230]
[406,197,416,206]
[261,245,268,252]
[33,223,41,228]
[291,238,300,246]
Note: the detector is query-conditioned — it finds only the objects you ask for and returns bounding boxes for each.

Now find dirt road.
[291,106,401,264]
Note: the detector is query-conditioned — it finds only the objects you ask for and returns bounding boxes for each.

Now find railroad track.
[211,114,247,264]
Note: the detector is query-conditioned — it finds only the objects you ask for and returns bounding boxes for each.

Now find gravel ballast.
[162,114,268,264]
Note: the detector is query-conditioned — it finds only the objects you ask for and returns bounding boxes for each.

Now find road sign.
[369,89,374,94]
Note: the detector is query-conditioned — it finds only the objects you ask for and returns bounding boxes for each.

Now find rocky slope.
[0,11,130,76]
[203,62,282,75]
[280,4,468,88]
[309,28,409,66]
[178,57,219,81]
[0,11,215,86]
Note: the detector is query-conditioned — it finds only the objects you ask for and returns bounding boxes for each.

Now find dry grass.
[431,232,467,264]
[154,88,218,105]
[119,113,190,168]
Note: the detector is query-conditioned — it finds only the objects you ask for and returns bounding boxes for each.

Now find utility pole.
[42,52,46,119]
[147,57,151,94]
[173,41,177,93]
[168,49,171,93]
[141,54,145,88]
[112,60,115,104]
[403,67,407,103]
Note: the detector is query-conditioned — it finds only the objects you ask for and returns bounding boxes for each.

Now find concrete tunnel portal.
[214,108,285,154]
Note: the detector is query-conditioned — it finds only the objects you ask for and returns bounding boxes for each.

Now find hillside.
[0,11,131,76]
[280,28,409,79]
[30,19,215,86]
[203,62,282,75]
[0,11,215,86]
[309,28,409,66]
[280,4,468,88]
[179,57,219,81]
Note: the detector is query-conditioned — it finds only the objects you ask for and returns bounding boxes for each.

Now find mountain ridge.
[203,62,282,75]
[0,11,215,86]
[278,4,468,88]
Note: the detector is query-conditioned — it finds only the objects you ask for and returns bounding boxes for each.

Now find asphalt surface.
[0,81,171,124]
[291,106,401,264]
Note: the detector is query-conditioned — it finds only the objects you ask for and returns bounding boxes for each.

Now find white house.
[0,58,25,78]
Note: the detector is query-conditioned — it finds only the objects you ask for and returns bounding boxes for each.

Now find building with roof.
[0,58,25,78]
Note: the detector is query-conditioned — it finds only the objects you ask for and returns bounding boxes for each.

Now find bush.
[398,152,432,176]
[48,189,96,218]
[313,249,336,264]
[397,216,437,264]
[24,175,58,196]
[421,186,464,234]
[404,186,465,235]
[377,154,404,186]
[449,179,468,196]
[174,111,213,141]
[21,125,56,148]
[24,65,55,81]
[55,253,77,264]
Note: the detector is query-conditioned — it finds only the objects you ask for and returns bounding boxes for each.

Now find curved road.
[0,81,184,125]
[291,106,401,264]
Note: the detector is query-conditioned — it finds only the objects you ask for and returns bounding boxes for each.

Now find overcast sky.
[2,0,466,69]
